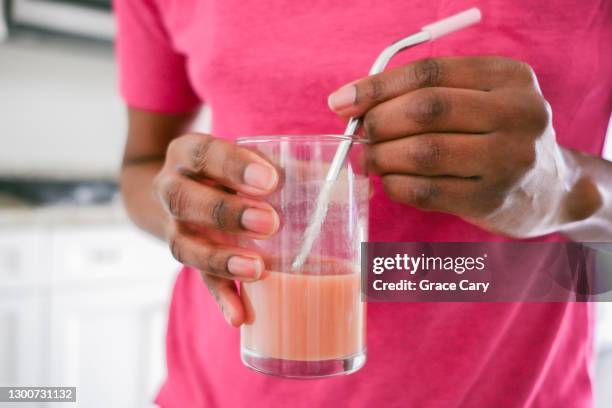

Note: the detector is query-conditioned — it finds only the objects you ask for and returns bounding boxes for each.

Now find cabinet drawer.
[51,226,178,281]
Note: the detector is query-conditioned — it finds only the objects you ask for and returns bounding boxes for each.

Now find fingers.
[366,133,493,178]
[380,174,501,218]
[363,87,501,142]
[202,273,245,327]
[328,56,535,118]
[158,133,279,328]
[167,224,264,280]
[167,133,279,196]
[156,175,279,237]
[168,223,257,327]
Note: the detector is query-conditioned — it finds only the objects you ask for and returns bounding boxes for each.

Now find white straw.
[291,8,482,270]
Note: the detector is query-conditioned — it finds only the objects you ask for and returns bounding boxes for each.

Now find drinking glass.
[237,135,368,378]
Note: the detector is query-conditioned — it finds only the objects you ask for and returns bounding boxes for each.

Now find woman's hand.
[328,56,602,238]
[153,133,280,326]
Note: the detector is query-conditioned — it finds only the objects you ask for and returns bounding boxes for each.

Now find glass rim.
[236,134,368,144]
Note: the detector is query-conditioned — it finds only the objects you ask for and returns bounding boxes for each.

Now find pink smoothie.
[241,264,365,362]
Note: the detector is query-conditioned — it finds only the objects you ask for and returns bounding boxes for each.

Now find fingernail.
[244,163,278,191]
[228,256,262,279]
[328,85,356,111]
[241,208,278,235]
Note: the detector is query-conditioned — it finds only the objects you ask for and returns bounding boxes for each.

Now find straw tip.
[422,7,482,40]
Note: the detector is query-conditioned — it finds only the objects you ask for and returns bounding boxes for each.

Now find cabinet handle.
[87,249,121,264]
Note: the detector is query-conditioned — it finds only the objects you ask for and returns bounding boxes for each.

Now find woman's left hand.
[328,56,600,238]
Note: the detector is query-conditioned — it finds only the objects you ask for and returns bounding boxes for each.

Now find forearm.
[119,108,197,240]
[120,160,169,241]
[559,147,612,241]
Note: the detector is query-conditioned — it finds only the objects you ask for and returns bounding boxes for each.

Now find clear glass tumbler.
[237,135,368,379]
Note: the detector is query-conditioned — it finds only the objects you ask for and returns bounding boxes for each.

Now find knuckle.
[510,92,551,135]
[489,57,518,73]
[205,251,230,276]
[496,58,536,85]
[167,231,183,263]
[191,135,216,173]
[358,77,385,104]
[162,177,188,218]
[409,58,444,88]
[381,175,440,209]
[208,197,236,230]
[491,57,516,71]
[365,146,382,173]
[410,180,439,209]
[411,138,445,172]
[363,109,380,140]
[515,61,537,84]
[222,151,247,185]
[409,89,446,125]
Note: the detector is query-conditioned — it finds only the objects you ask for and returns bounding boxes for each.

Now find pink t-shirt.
[114,1,612,407]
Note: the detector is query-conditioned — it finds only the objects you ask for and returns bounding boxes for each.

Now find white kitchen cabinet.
[0,212,179,408]
[0,293,47,393]
[48,285,170,408]
[0,227,48,405]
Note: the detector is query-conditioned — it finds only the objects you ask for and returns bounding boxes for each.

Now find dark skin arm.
[120,109,194,239]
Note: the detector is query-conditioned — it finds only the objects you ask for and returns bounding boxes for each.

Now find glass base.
[241,348,366,379]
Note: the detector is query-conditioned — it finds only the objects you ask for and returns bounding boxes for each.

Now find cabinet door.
[0,294,46,396]
[48,285,169,408]
[0,227,48,408]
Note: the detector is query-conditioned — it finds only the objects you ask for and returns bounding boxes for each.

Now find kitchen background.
[0,1,610,407]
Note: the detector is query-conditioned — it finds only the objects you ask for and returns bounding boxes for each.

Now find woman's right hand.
[153,133,280,326]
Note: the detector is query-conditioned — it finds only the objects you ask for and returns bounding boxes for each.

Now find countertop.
[0,200,129,227]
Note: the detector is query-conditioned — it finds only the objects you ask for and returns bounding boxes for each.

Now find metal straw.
[291,8,482,270]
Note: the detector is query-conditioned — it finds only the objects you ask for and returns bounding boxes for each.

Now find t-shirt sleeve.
[113,0,201,113]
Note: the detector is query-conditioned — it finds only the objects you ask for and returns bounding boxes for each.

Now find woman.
[114,1,612,407]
